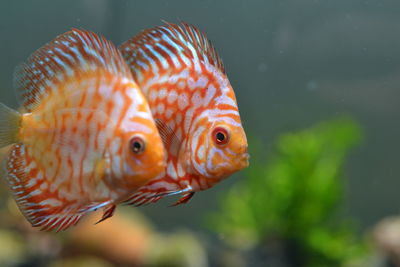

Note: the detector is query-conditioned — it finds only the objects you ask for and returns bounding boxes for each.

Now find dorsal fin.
[119,22,225,79]
[14,29,132,112]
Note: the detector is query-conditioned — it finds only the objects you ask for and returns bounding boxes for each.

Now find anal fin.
[124,186,194,207]
[4,143,107,232]
[123,188,164,207]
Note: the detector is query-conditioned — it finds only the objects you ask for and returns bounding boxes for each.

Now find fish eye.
[212,127,230,146]
[130,136,146,155]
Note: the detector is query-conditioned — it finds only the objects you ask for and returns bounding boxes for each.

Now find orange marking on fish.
[1,29,165,231]
[120,22,248,206]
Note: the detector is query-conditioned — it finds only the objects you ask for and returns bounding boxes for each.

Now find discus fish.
[119,22,249,206]
[0,29,165,231]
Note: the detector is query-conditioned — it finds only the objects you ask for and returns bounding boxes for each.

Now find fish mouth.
[207,152,249,182]
[238,153,250,169]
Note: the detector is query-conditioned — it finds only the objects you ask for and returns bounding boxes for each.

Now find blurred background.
[0,0,400,266]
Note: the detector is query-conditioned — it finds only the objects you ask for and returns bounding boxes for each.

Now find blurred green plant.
[208,118,368,267]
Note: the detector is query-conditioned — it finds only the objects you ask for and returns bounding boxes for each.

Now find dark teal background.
[0,0,399,232]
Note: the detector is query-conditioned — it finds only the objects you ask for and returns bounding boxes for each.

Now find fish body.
[0,29,165,231]
[120,22,249,206]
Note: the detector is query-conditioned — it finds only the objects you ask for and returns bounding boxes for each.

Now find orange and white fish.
[119,22,249,206]
[0,29,165,231]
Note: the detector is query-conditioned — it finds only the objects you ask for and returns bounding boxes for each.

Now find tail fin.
[0,103,21,148]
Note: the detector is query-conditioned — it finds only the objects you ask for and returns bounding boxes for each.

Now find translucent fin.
[154,118,181,157]
[0,103,21,148]
[119,21,225,80]
[3,143,108,232]
[153,186,193,198]
[123,184,192,207]
[151,186,195,207]
[123,189,163,207]
[14,28,132,112]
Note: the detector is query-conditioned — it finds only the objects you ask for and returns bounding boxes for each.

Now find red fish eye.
[212,127,229,146]
[130,136,146,155]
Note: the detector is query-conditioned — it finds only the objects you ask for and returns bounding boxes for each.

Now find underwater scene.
[0,0,399,266]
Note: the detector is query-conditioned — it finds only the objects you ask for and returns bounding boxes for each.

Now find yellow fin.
[0,103,21,148]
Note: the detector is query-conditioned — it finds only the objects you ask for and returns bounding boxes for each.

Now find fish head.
[206,121,249,179]
[113,86,166,190]
[187,106,249,183]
